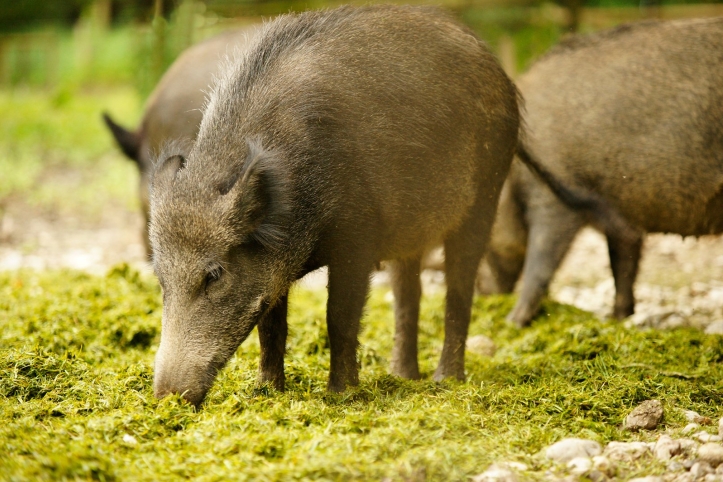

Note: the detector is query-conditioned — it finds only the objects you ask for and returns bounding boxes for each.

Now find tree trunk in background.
[566,0,582,32]
[152,0,165,86]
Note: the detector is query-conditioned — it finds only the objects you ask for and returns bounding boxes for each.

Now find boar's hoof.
[613,304,635,320]
[432,366,465,383]
[506,305,536,329]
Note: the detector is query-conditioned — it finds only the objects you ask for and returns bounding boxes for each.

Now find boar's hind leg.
[607,231,643,319]
[326,256,374,392]
[258,293,288,391]
[507,204,584,328]
[390,255,423,380]
[434,195,499,382]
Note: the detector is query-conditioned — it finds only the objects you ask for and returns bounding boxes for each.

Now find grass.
[2,265,723,480]
[0,87,142,219]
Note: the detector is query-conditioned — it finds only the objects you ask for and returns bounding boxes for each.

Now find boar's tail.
[102,112,142,163]
[516,142,640,243]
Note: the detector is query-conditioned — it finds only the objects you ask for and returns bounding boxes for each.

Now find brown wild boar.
[103,26,257,256]
[482,17,723,327]
[150,5,521,406]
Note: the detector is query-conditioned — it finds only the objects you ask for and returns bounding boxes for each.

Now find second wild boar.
[150,5,520,406]
[482,17,723,327]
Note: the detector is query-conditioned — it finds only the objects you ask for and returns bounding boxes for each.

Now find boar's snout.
[153,373,208,408]
[154,347,218,408]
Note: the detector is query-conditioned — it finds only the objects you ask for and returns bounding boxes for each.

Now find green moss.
[1,266,722,480]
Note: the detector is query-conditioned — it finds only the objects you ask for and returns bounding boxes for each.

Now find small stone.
[592,455,613,475]
[678,438,700,456]
[656,435,683,460]
[683,459,696,470]
[668,461,685,472]
[684,423,702,435]
[718,418,723,437]
[544,438,602,463]
[122,433,138,445]
[604,441,651,462]
[628,477,663,482]
[466,335,497,357]
[699,444,723,467]
[504,462,528,472]
[704,475,723,482]
[695,432,723,443]
[471,464,517,482]
[587,470,608,482]
[691,461,714,479]
[686,410,714,425]
[625,400,664,431]
[705,321,723,335]
[567,457,592,475]
[670,474,695,482]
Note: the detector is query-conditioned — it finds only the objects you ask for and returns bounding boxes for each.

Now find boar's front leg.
[607,231,643,319]
[326,255,374,392]
[257,293,288,391]
[390,255,423,380]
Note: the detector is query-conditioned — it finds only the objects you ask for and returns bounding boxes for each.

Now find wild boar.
[150,5,521,406]
[483,17,723,327]
[103,26,257,256]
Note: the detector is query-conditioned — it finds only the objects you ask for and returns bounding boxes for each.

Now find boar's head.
[149,138,290,407]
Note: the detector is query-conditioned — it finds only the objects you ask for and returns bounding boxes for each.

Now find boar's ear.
[151,154,186,194]
[220,138,290,251]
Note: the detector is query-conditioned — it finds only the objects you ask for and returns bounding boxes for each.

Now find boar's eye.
[203,266,223,293]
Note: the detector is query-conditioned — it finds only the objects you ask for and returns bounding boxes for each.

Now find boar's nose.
[154,372,208,408]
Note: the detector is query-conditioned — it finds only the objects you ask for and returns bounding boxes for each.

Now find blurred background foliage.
[0,0,721,220]
[1,0,722,96]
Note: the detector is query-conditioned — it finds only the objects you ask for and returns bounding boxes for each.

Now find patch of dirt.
[552,228,723,331]
[0,199,149,275]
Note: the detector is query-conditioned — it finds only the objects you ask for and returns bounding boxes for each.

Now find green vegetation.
[2,266,722,480]
[0,87,141,219]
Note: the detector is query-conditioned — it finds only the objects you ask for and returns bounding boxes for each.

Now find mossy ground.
[2,266,722,481]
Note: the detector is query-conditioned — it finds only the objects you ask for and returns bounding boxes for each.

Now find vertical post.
[152,0,165,85]
[498,34,516,79]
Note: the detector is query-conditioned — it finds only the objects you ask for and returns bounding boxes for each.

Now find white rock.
[122,433,138,445]
[691,461,714,479]
[544,438,602,463]
[683,423,701,435]
[625,400,664,431]
[717,464,723,475]
[604,441,651,462]
[667,461,685,472]
[705,321,723,335]
[592,455,612,475]
[704,475,723,482]
[567,457,592,475]
[504,462,528,472]
[695,431,723,443]
[699,443,723,467]
[718,417,723,437]
[471,464,518,482]
[677,438,700,456]
[628,477,663,482]
[466,335,497,357]
[655,435,682,460]
[669,474,695,482]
